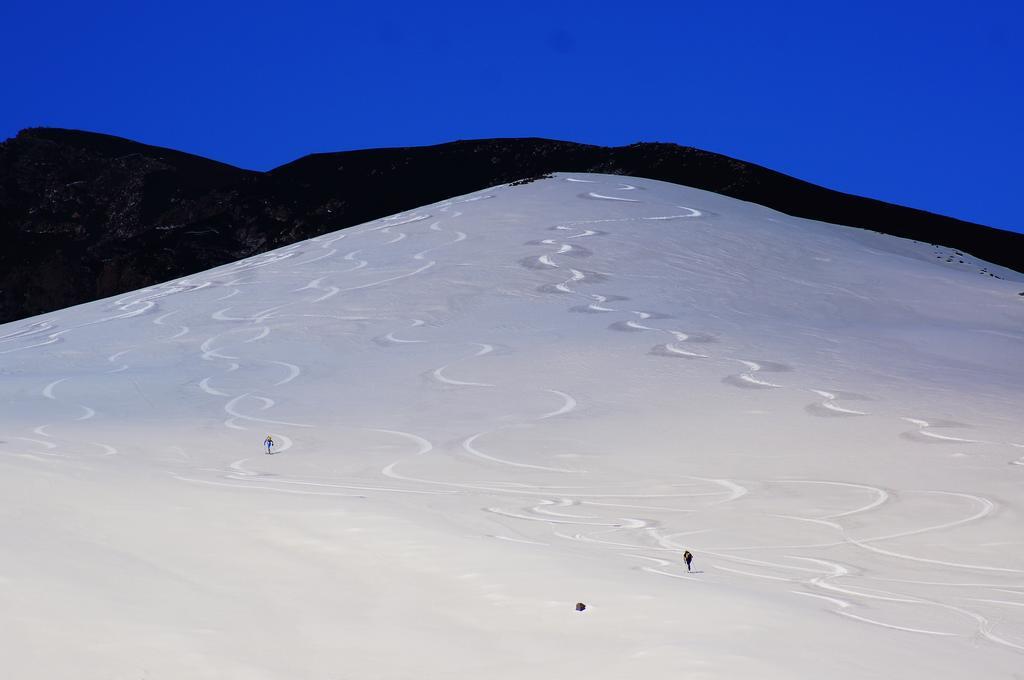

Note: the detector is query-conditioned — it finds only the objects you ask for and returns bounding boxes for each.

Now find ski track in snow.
[170,442,460,498]
[807,389,870,416]
[684,481,1024,649]
[0,280,211,354]
[374,319,426,346]
[267,360,302,386]
[463,432,579,474]
[524,180,1023,543]
[106,349,132,374]
[430,343,496,388]
[582,192,641,203]
[539,390,577,420]
[723,359,789,389]
[900,418,985,444]
[1,377,118,460]
[530,205,721,370]
[223,394,313,430]
[153,309,190,342]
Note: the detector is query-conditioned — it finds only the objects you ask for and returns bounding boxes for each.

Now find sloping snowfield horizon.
[2,174,1023,678]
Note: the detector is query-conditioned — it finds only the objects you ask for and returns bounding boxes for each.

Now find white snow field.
[1,174,1023,679]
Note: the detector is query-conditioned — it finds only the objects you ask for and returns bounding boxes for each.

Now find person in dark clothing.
[683,550,693,572]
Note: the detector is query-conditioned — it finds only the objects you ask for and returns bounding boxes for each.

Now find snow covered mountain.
[1,174,1022,678]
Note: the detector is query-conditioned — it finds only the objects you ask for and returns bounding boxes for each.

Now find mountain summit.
[2,128,1021,323]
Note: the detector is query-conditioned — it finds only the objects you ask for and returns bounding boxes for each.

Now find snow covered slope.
[1,174,1023,678]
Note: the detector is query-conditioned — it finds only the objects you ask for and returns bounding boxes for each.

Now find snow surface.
[1,174,1023,678]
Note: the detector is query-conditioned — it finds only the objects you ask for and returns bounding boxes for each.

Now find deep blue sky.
[3,0,1021,232]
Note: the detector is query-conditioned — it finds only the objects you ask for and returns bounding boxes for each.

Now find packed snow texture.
[2,174,1023,678]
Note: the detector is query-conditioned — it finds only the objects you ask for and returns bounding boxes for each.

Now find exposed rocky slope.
[1,127,1020,323]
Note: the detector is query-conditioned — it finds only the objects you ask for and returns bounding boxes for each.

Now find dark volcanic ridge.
[1,127,1021,324]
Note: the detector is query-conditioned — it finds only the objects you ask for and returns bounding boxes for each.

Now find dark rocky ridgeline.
[1,127,1021,323]
[0,128,300,324]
